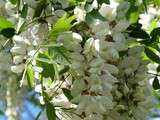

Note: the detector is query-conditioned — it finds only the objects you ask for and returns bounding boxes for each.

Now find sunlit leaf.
[0,17,14,29]
[37,53,55,80]
[48,46,71,65]
[26,65,35,90]
[126,5,139,23]
[49,14,76,40]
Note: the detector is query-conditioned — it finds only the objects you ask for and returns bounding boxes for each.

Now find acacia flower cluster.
[51,2,153,120]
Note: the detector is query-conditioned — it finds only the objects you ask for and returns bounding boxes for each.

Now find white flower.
[36,23,48,39]
[102,64,119,74]
[101,48,119,60]
[74,6,86,22]
[39,96,45,105]
[89,58,105,68]
[90,84,103,92]
[72,32,83,42]
[71,79,86,97]
[128,46,144,56]
[13,35,27,45]
[27,50,37,57]
[117,2,129,14]
[139,12,155,30]
[58,0,69,8]
[132,106,148,120]
[55,10,66,17]
[11,64,25,73]
[113,32,126,43]
[13,55,24,64]
[99,3,116,21]
[70,52,84,61]
[32,66,43,73]
[120,56,140,72]
[52,94,71,108]
[5,1,16,16]
[35,84,42,93]
[84,114,103,120]
[101,71,118,84]
[114,42,128,51]
[92,0,98,9]
[86,97,106,113]
[10,46,26,55]
[57,31,72,43]
[91,20,110,39]
[83,38,100,56]
[113,19,130,32]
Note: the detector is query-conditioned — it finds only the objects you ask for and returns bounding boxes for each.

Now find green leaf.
[0,110,4,115]
[149,19,158,32]
[0,17,14,29]
[59,66,70,75]
[85,10,106,25]
[9,0,17,4]
[69,0,85,4]
[98,0,110,4]
[33,0,47,18]
[153,77,160,90]
[153,0,160,6]
[62,88,73,101]
[126,5,139,23]
[149,43,160,51]
[26,65,35,89]
[150,27,160,42]
[130,29,150,39]
[142,0,148,12]
[21,4,28,18]
[36,57,56,64]
[46,103,56,120]
[145,47,160,64]
[127,23,150,39]
[1,28,15,38]
[76,0,85,2]
[48,46,71,65]
[49,14,76,40]
[37,53,56,80]
[157,65,160,72]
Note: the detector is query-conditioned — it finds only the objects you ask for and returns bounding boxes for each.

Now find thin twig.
[147,72,160,76]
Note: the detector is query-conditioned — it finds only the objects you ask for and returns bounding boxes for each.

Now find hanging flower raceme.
[108,46,153,120]
[10,22,49,73]
[51,2,153,120]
